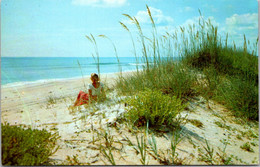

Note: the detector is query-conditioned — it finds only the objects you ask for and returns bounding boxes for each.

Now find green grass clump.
[240,142,254,152]
[217,48,258,84]
[116,62,197,100]
[1,123,60,166]
[47,95,57,105]
[244,129,258,139]
[214,121,231,130]
[236,134,242,140]
[214,77,258,120]
[198,138,215,165]
[65,154,84,165]
[124,89,185,127]
[188,119,204,128]
[184,44,258,85]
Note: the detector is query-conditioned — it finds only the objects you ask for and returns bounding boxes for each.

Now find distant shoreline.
[1,56,150,87]
[1,70,137,88]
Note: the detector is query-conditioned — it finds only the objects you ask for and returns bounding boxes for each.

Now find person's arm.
[100,83,106,99]
[88,88,97,101]
[101,87,106,99]
[88,89,92,97]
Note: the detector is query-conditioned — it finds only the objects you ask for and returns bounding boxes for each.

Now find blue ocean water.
[1,57,144,86]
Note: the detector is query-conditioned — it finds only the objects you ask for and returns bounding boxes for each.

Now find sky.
[1,0,259,57]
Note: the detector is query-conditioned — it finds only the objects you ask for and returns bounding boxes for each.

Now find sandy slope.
[1,72,259,165]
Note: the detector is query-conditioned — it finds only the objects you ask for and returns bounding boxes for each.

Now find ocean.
[1,57,144,87]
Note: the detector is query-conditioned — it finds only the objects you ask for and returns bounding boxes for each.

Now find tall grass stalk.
[86,34,100,77]
[169,128,183,165]
[98,35,122,77]
[119,21,139,73]
[148,133,158,159]
[216,135,233,165]
[77,60,86,89]
[136,133,148,165]
[100,130,116,165]
[146,5,161,66]
[101,147,116,165]
[198,138,215,165]
[134,16,150,72]
[123,13,150,72]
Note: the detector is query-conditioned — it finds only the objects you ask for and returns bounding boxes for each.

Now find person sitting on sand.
[71,73,105,107]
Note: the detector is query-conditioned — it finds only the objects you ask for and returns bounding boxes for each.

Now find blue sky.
[1,0,258,57]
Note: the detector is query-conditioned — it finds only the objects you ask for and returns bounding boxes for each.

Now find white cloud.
[72,0,127,7]
[124,7,173,25]
[184,6,194,12]
[203,4,218,13]
[181,16,219,28]
[178,6,195,13]
[225,13,258,32]
[222,13,258,46]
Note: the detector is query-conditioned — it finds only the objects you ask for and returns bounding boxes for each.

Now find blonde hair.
[91,73,99,81]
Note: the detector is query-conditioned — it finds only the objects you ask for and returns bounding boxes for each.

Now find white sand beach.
[1,71,259,165]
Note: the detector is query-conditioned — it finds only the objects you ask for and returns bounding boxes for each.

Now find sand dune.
[1,72,259,165]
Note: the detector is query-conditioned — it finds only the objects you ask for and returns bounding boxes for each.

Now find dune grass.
[116,61,197,99]
[113,7,258,121]
[2,123,60,166]
[180,14,258,120]
[115,6,199,101]
[85,5,258,122]
[124,88,185,127]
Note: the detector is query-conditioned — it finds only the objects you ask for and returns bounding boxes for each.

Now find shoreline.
[1,70,137,89]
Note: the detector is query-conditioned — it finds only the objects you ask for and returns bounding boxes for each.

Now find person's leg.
[73,100,79,106]
[74,91,84,106]
[69,91,82,113]
[80,93,89,105]
[74,91,89,106]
